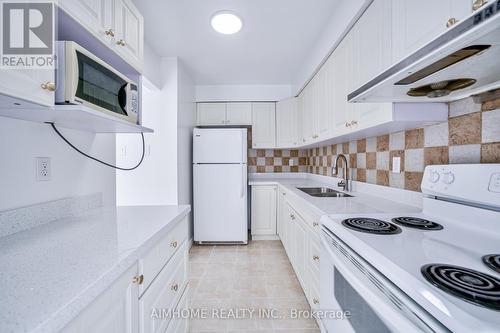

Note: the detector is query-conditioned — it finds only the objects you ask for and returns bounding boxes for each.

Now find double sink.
[297,187,353,198]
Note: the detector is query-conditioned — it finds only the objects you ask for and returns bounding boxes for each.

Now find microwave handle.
[118,84,128,115]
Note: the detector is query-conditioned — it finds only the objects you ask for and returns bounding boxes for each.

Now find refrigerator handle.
[241,164,245,198]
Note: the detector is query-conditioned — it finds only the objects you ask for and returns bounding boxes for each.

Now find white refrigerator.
[193,128,248,244]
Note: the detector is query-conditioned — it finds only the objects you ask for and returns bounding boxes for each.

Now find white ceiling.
[132,0,340,85]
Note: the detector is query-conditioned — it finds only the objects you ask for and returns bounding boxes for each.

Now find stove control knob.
[441,171,455,185]
[429,170,440,183]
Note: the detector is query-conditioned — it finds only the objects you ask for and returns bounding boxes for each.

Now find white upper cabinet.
[330,32,354,136]
[276,97,299,148]
[353,0,392,89]
[196,103,227,126]
[252,102,276,148]
[226,102,252,125]
[114,0,144,70]
[59,0,144,71]
[392,0,473,63]
[0,68,55,107]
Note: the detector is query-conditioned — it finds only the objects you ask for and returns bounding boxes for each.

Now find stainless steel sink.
[297,187,353,198]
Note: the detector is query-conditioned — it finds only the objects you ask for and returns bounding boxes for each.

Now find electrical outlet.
[36,157,51,181]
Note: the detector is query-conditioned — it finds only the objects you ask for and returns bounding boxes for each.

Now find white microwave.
[56,41,139,124]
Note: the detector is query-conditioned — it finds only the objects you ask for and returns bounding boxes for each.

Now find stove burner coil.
[422,264,500,311]
[483,254,500,274]
[341,218,401,235]
[391,217,443,230]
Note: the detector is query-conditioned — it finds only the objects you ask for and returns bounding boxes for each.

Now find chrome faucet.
[333,154,350,191]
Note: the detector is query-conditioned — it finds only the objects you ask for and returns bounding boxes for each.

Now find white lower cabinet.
[61,264,139,333]
[260,186,322,313]
[251,185,277,237]
[139,241,188,333]
[62,217,190,333]
[165,286,190,333]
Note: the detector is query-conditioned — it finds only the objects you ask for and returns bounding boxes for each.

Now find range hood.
[349,1,500,103]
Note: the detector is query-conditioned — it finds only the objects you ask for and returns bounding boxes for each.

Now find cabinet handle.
[472,0,487,11]
[345,122,350,128]
[170,240,178,248]
[313,255,320,261]
[290,214,295,220]
[171,283,179,292]
[132,274,144,285]
[104,29,115,37]
[313,298,319,305]
[350,120,358,126]
[41,82,56,92]
[302,138,306,143]
[446,18,458,28]
[221,120,225,124]
[312,222,319,227]
[116,39,126,46]
[226,120,230,124]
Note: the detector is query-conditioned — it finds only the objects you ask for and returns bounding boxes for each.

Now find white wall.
[177,60,196,236]
[195,84,292,102]
[116,58,179,206]
[0,117,116,211]
[292,0,371,95]
[143,43,163,89]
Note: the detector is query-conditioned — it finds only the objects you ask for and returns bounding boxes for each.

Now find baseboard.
[251,234,280,241]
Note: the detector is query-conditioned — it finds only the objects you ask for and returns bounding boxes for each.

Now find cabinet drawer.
[139,217,188,295]
[140,242,189,333]
[165,286,190,333]
[286,196,321,235]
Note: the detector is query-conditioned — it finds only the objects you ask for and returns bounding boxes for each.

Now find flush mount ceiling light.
[211,11,243,35]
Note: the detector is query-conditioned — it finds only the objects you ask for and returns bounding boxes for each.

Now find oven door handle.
[321,234,442,333]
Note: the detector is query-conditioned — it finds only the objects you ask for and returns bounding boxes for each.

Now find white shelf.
[0,96,153,133]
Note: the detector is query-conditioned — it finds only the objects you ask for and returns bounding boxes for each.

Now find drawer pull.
[313,255,320,261]
[171,240,178,248]
[313,298,319,305]
[132,275,144,285]
[312,222,319,227]
[290,214,296,220]
[116,39,126,46]
[171,283,179,292]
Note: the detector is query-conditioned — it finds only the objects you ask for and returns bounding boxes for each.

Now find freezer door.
[193,128,247,164]
[194,164,248,243]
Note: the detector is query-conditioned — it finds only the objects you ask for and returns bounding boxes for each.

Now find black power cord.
[48,122,145,171]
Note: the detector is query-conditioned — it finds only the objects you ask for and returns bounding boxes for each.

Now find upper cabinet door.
[353,0,392,89]
[331,32,354,136]
[59,0,105,36]
[0,69,55,107]
[197,103,227,126]
[251,102,276,148]
[115,0,144,70]
[276,97,299,148]
[391,0,472,63]
[316,66,331,140]
[226,102,252,125]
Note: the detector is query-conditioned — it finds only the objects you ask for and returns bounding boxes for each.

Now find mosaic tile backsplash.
[248,92,500,192]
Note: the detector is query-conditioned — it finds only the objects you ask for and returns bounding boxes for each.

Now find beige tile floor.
[188,240,320,333]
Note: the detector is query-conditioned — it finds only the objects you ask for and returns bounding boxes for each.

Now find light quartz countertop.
[0,205,190,333]
[249,173,422,216]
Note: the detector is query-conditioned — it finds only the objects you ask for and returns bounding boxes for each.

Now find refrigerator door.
[193,128,247,164]
[194,163,248,243]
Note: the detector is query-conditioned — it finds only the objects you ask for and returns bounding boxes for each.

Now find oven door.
[66,42,138,124]
[320,228,449,333]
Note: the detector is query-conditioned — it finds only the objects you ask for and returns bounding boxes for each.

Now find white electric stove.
[320,164,500,333]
